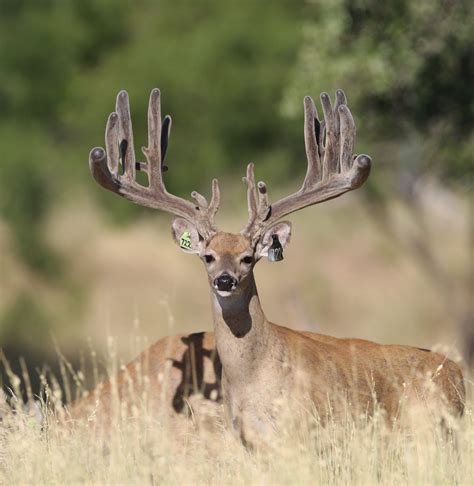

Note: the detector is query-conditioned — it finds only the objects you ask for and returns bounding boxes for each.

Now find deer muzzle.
[214,273,238,293]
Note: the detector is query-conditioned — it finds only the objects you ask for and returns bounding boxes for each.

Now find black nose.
[214,273,237,292]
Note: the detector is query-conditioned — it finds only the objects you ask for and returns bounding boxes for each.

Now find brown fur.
[207,232,250,254]
[69,328,464,431]
[69,232,465,442]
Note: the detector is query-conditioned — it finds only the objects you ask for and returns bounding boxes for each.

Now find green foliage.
[0,0,131,123]
[0,0,133,273]
[0,123,58,273]
[284,0,473,186]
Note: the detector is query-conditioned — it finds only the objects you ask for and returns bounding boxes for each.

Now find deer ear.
[171,218,203,254]
[255,221,292,260]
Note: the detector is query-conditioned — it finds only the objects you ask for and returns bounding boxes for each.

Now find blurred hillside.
[0,0,472,392]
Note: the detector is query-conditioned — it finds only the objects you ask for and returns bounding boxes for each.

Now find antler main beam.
[241,90,372,241]
[89,89,220,239]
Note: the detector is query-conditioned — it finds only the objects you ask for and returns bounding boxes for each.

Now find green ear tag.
[180,231,192,249]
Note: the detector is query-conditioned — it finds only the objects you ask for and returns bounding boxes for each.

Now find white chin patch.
[216,290,233,297]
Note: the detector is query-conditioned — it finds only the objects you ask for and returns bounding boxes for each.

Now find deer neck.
[210,272,271,382]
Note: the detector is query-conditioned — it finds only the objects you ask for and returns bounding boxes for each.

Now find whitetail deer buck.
[74,88,465,444]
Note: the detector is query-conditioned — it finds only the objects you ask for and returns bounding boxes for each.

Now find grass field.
[0,360,472,485]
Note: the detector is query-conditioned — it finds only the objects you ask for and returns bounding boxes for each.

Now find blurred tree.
[0,128,59,274]
[0,0,133,272]
[284,0,473,186]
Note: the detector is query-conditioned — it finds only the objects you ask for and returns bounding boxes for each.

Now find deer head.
[89,89,371,298]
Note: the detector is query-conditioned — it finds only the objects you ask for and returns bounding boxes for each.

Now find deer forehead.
[206,232,251,255]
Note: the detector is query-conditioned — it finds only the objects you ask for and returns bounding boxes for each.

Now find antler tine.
[241,163,271,238]
[246,163,258,215]
[191,191,209,208]
[90,147,119,193]
[105,112,120,177]
[89,88,221,239]
[241,163,258,236]
[240,90,371,243]
[190,179,220,231]
[320,92,338,180]
[302,96,321,190]
[333,89,346,140]
[208,178,221,220]
[257,181,269,215]
[144,88,165,186]
[339,102,356,172]
[116,91,136,181]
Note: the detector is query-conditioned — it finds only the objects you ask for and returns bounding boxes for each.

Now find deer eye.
[204,254,215,264]
[241,256,253,265]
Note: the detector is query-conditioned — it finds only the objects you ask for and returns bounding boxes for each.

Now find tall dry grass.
[0,349,472,485]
